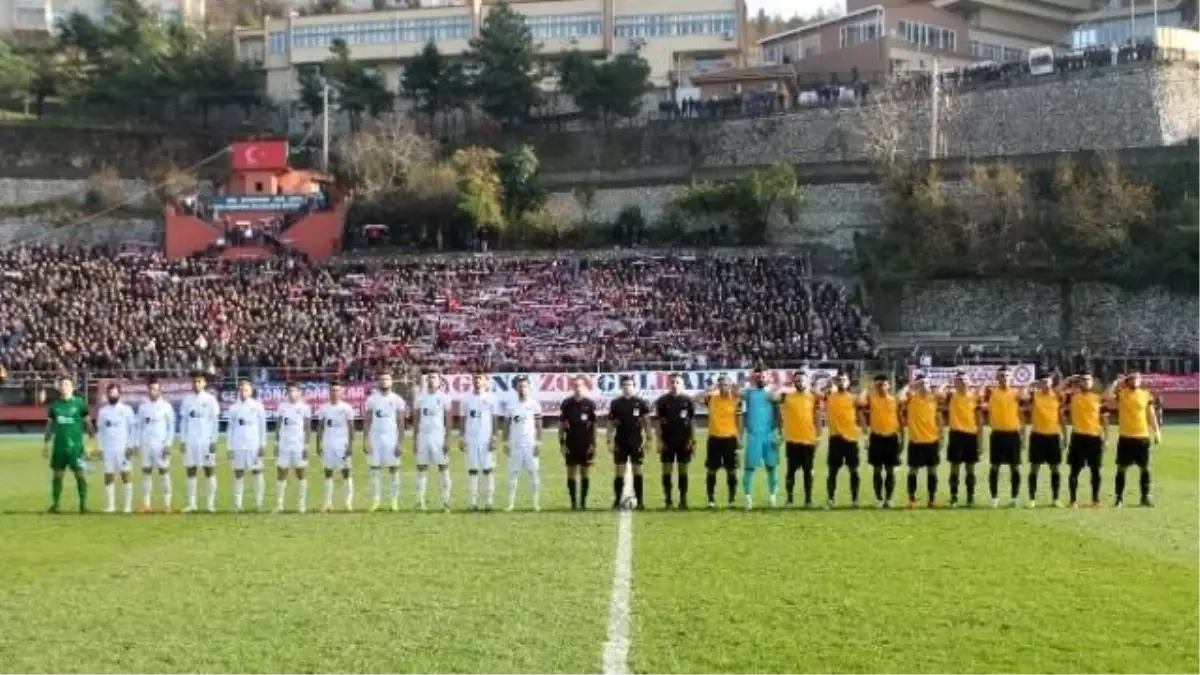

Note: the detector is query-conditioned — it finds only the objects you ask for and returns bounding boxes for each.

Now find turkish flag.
[230,140,289,171]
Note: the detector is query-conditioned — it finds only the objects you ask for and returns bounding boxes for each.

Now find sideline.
[601,462,635,675]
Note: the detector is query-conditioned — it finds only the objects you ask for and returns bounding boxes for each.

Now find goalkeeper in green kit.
[44,375,95,513]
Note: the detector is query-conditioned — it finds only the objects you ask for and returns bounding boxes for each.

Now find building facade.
[755,0,1188,78]
[0,0,205,33]
[234,0,749,105]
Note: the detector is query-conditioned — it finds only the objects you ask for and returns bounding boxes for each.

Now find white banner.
[908,364,1037,388]
[434,368,841,414]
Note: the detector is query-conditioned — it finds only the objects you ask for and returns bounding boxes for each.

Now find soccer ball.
[620,495,637,510]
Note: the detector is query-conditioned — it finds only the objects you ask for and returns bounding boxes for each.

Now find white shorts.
[322,445,351,472]
[466,438,494,472]
[140,443,170,470]
[508,441,540,475]
[231,447,264,471]
[277,444,308,470]
[368,437,399,468]
[416,434,448,467]
[183,442,216,469]
[102,449,131,474]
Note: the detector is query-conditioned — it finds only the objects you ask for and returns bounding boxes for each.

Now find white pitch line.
[602,463,635,675]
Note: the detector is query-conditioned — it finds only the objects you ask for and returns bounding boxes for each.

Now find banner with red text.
[433,368,840,415]
[907,364,1037,388]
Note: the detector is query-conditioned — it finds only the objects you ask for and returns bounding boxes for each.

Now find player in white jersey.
[179,371,221,513]
[135,377,177,513]
[363,372,407,511]
[460,374,499,510]
[502,376,543,512]
[414,372,454,511]
[97,383,136,513]
[316,382,357,512]
[227,378,268,512]
[274,382,313,513]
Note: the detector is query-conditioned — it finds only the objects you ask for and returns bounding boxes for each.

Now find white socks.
[105,483,115,511]
[141,474,153,507]
[417,472,428,506]
[187,477,198,508]
[234,476,244,510]
[206,475,217,511]
[253,473,265,510]
[440,471,451,506]
[161,473,172,504]
[485,472,495,507]
[390,471,401,500]
[124,483,133,511]
[468,473,479,506]
[508,473,519,509]
[370,470,381,501]
[323,477,353,507]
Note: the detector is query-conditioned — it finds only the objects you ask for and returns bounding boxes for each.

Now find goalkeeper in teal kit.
[741,368,781,510]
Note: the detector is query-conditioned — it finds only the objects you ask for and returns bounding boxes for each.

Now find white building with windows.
[235,0,748,103]
[0,0,204,32]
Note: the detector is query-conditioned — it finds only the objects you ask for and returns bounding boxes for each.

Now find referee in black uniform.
[607,376,651,509]
[654,374,696,509]
[559,376,598,510]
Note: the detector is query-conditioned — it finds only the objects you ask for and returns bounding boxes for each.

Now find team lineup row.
[43,367,1163,514]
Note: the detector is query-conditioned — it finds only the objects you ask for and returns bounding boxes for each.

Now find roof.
[757,4,884,45]
[690,64,796,84]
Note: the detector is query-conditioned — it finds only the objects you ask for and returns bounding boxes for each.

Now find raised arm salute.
[1109,372,1160,508]
[1065,372,1107,507]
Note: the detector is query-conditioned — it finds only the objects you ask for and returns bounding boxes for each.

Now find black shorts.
[1028,432,1063,465]
[1067,433,1103,469]
[705,436,738,471]
[827,436,860,469]
[660,438,694,465]
[614,441,644,466]
[785,442,816,470]
[907,441,940,468]
[564,440,594,467]
[989,430,1021,465]
[1115,436,1151,468]
[946,430,980,465]
[867,434,901,468]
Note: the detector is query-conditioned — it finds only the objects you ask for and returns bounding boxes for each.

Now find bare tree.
[333,117,437,199]
[849,78,914,167]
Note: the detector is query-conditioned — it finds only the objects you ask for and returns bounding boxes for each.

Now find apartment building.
[234,0,749,104]
[0,0,206,32]
[753,0,1189,78]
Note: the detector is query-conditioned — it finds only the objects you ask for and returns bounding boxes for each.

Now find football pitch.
[0,429,1196,674]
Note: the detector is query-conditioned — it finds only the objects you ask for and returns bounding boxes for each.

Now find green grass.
[0,428,1196,673]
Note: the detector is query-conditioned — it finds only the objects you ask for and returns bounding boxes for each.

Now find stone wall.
[0,64,1195,180]
[897,280,1198,351]
[525,63,1199,175]
[546,181,901,255]
[0,178,150,207]
[0,217,160,246]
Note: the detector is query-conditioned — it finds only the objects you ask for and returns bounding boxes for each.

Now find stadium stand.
[0,246,874,375]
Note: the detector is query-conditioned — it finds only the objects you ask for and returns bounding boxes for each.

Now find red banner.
[230,140,289,171]
[1141,373,1199,393]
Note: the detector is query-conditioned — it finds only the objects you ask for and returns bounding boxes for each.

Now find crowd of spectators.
[0,246,874,377]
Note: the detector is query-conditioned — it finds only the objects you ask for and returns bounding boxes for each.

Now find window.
[525,13,603,39]
[970,40,1025,62]
[291,16,471,49]
[896,20,956,52]
[613,13,736,39]
[1069,11,1180,48]
[839,16,882,47]
[269,30,288,54]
